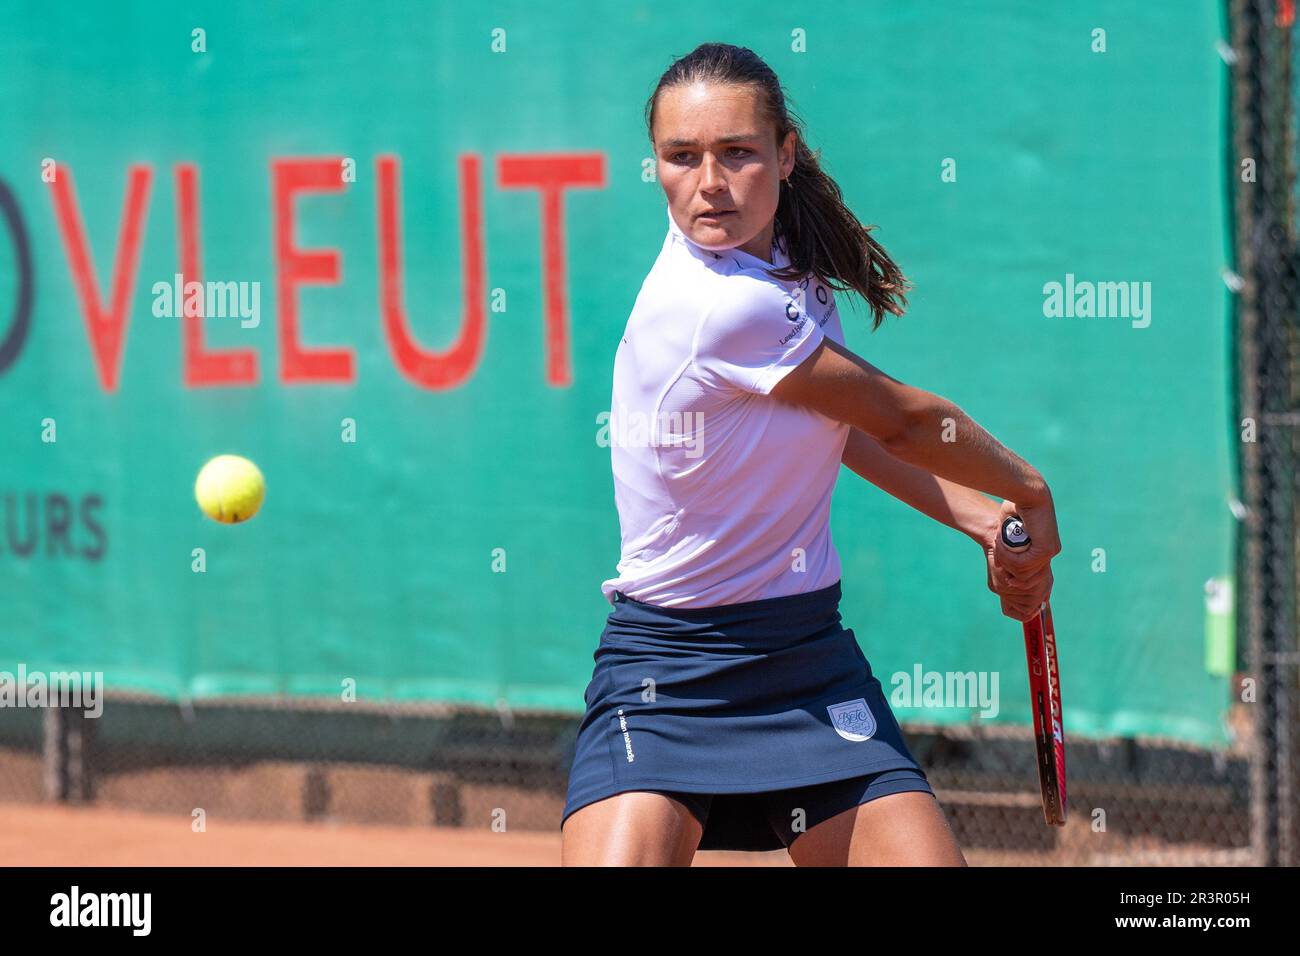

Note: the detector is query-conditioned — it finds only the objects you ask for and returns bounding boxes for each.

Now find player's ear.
[780,130,797,175]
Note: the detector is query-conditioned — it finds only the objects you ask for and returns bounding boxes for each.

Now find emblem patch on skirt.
[827,698,877,741]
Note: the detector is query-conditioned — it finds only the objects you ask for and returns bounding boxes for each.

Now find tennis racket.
[1000,514,1066,826]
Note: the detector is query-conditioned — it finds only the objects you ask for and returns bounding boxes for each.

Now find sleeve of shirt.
[692,275,826,395]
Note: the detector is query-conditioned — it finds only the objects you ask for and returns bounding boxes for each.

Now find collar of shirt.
[665,205,791,271]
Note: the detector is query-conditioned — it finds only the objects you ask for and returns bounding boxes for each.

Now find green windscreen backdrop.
[0,1,1235,745]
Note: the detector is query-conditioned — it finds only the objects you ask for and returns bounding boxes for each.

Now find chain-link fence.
[1230,0,1300,867]
[2,1,1297,865]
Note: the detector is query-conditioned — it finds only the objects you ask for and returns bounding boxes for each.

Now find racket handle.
[1002,514,1047,617]
[1000,514,1031,552]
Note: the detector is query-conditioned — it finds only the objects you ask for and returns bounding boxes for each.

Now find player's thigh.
[788,790,967,867]
[561,791,705,866]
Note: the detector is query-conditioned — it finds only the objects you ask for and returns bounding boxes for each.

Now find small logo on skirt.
[827,698,877,742]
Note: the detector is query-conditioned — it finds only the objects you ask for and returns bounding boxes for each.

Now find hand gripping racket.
[1000,514,1066,826]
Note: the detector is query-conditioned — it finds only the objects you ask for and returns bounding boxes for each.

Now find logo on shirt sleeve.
[778,315,808,345]
[813,283,837,326]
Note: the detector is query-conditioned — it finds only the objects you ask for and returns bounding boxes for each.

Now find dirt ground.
[0,803,792,866]
[0,802,1255,867]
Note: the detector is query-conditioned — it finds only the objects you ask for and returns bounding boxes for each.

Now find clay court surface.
[0,803,793,866]
[0,800,1250,867]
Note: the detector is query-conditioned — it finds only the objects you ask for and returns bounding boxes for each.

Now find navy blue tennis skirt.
[562,579,932,852]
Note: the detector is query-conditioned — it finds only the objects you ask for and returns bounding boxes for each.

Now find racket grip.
[1000,514,1031,552]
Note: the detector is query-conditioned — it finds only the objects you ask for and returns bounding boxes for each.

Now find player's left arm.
[839,426,998,544]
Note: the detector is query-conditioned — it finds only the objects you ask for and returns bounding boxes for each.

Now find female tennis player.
[561,43,1060,866]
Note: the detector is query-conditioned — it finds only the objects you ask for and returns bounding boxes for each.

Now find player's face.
[654,82,795,264]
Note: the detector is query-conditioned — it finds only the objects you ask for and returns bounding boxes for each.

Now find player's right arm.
[770,336,1060,575]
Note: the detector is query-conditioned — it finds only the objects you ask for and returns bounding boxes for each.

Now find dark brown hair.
[646,42,909,330]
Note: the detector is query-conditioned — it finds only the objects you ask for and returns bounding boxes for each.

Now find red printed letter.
[176,164,258,387]
[48,165,152,393]
[377,154,487,390]
[497,153,605,387]
[272,158,353,383]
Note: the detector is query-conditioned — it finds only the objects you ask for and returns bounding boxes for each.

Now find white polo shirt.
[599,205,851,608]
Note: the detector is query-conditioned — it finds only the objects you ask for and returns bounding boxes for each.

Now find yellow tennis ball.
[195,454,265,524]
